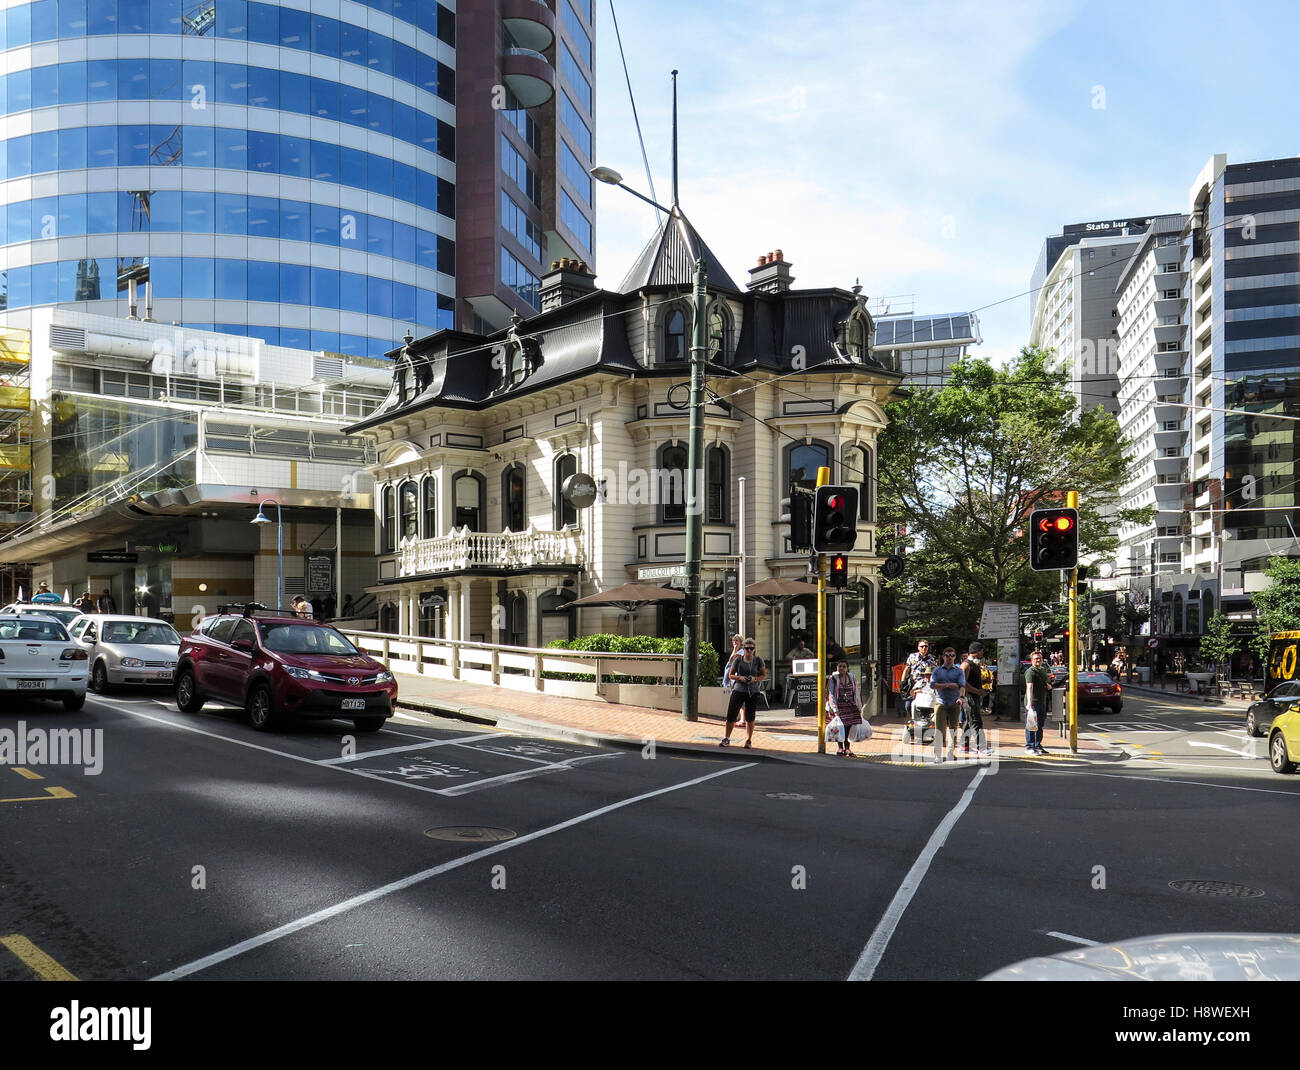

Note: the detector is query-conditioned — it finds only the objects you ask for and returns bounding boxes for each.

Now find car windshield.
[0,618,69,641]
[21,606,81,624]
[103,622,181,645]
[258,623,359,655]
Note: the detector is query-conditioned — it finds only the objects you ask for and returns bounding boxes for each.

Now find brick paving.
[390,670,1132,763]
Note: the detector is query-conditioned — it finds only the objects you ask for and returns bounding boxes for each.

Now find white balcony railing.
[396,524,583,576]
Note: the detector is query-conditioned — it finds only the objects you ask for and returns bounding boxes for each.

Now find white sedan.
[74,616,181,692]
[0,614,89,710]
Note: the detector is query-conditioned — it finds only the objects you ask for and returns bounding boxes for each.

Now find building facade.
[0,307,389,620]
[872,309,981,387]
[1029,217,1155,417]
[347,217,902,700]
[454,0,596,331]
[0,0,469,358]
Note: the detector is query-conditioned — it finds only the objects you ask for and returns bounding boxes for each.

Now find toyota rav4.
[174,605,397,732]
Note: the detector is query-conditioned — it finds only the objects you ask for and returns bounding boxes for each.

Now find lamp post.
[251,498,283,610]
[591,164,707,721]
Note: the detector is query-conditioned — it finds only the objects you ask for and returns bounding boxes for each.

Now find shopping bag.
[848,721,872,742]
[1025,708,1039,733]
[826,715,845,743]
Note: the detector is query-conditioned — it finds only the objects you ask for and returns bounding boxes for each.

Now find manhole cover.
[424,826,517,843]
[765,792,814,800]
[1168,879,1265,898]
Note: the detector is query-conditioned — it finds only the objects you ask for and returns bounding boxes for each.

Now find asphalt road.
[1,687,1295,984]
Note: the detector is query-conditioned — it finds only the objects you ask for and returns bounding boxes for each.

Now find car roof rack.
[215,603,305,619]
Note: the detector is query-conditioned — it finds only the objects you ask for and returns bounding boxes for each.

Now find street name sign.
[637,564,686,581]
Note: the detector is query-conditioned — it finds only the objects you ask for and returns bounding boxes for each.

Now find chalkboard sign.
[305,553,334,595]
[794,675,818,716]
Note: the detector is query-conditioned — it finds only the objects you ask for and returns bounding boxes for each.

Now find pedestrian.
[97,588,116,613]
[33,582,61,604]
[825,634,847,671]
[299,597,315,619]
[322,594,336,620]
[341,594,355,618]
[1025,649,1051,754]
[722,633,743,691]
[77,591,96,615]
[930,647,966,763]
[960,642,992,756]
[721,637,764,749]
[901,639,937,718]
[825,659,864,757]
[908,665,936,743]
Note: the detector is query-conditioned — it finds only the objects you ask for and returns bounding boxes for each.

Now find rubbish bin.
[1138,666,1151,684]
[790,657,820,717]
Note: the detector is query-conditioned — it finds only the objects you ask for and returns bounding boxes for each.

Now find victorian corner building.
[346,212,902,697]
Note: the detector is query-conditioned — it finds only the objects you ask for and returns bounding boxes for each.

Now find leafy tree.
[1250,556,1300,660]
[1199,612,1238,672]
[878,346,1151,643]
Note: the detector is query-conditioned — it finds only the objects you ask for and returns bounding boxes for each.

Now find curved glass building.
[0,0,460,358]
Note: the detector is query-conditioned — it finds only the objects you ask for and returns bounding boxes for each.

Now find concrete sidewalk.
[390,671,1118,765]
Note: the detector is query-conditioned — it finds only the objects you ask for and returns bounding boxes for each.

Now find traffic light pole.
[1067,489,1079,753]
[815,465,829,755]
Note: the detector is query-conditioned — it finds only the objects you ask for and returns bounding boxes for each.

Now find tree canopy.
[878,346,1150,642]
[1250,556,1300,659]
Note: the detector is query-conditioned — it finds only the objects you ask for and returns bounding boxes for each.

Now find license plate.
[153,672,172,680]
[17,679,46,689]
[341,698,365,711]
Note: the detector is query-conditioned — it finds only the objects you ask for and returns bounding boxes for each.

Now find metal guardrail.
[339,627,684,694]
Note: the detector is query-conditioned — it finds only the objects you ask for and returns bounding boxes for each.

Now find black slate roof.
[618,208,741,293]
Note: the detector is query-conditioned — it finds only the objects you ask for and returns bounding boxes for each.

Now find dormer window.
[396,358,413,404]
[845,314,868,361]
[707,301,733,365]
[660,304,689,364]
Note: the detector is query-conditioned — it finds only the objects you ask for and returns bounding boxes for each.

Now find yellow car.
[1269,707,1300,774]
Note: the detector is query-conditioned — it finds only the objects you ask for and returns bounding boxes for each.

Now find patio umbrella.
[569,583,685,636]
[745,578,833,697]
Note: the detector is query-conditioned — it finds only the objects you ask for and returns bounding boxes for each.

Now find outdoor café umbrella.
[745,578,825,686]
[569,582,685,636]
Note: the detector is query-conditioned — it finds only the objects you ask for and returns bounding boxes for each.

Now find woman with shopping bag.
[825,659,867,757]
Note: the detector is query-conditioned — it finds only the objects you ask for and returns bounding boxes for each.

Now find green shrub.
[540,633,717,686]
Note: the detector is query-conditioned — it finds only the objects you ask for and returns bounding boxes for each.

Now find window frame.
[554,454,578,529]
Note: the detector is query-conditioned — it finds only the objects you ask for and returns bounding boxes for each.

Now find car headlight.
[120,657,145,668]
[376,671,394,683]
[286,666,327,682]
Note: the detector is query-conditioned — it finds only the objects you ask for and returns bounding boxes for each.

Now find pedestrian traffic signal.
[829,553,849,588]
[1029,507,1078,571]
[812,485,859,553]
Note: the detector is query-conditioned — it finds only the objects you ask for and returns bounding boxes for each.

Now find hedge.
[543,633,720,687]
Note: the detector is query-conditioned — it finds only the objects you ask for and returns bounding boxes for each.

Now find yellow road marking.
[0,934,79,981]
[0,786,75,803]
[11,767,42,780]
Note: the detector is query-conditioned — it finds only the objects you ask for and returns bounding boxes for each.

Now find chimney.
[747,249,794,293]
[539,258,598,313]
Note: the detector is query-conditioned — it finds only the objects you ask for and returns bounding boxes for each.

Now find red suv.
[174,605,397,732]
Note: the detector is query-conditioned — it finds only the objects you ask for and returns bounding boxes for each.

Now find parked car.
[0,613,89,710]
[174,604,397,732]
[74,615,181,692]
[1075,671,1123,714]
[1247,681,1300,738]
[1,601,85,629]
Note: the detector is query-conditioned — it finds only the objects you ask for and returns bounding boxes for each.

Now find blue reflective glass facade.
[0,0,458,357]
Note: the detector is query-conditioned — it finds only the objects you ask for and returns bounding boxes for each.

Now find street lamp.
[251,498,283,610]
[592,163,708,722]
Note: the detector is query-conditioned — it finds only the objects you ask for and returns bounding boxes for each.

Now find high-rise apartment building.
[1029,217,1155,416]
[454,0,595,331]
[1185,153,1300,626]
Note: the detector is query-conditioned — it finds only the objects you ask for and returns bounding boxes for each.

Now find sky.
[590,0,1300,365]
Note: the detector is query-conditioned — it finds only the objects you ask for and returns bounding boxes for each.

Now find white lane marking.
[1065,768,1300,796]
[437,753,618,795]
[1188,740,1255,756]
[112,705,620,798]
[318,733,501,765]
[848,766,991,982]
[1047,931,1102,947]
[150,762,756,980]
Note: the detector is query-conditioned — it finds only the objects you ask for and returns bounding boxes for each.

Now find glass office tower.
[0,0,459,358]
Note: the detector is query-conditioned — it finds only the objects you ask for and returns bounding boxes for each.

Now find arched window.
[657,441,688,523]
[399,480,418,540]
[379,602,399,634]
[453,472,484,531]
[706,444,729,523]
[707,301,732,365]
[660,304,688,363]
[539,589,576,645]
[845,314,868,361]
[842,444,873,522]
[422,476,438,537]
[554,453,578,528]
[503,464,526,532]
[505,591,528,646]
[381,485,396,552]
[785,440,832,495]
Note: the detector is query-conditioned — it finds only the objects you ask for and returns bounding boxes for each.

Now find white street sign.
[637,564,686,581]
[979,601,1020,639]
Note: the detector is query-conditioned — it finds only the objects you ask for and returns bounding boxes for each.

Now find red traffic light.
[827,495,845,511]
